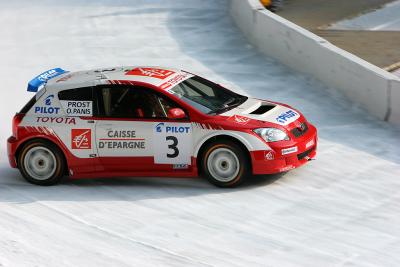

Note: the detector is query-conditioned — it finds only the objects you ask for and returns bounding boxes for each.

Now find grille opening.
[297,147,314,160]
[249,105,275,115]
[291,122,308,138]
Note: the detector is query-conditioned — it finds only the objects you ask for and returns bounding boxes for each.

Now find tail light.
[12,113,25,138]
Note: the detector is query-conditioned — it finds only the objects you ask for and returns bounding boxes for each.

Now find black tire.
[18,140,65,186]
[201,140,250,188]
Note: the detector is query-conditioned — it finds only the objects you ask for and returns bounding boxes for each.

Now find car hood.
[221,98,301,127]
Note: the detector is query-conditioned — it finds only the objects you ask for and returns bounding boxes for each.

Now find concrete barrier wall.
[229,0,400,124]
[389,80,400,124]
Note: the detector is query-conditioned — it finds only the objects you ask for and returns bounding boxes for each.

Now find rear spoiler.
[27,68,68,92]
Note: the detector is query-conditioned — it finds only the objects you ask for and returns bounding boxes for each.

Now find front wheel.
[18,140,65,186]
[201,140,250,187]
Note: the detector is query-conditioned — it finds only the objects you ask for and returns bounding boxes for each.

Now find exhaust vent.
[249,105,275,115]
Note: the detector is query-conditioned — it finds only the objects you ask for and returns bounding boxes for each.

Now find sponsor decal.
[160,73,192,90]
[98,130,145,149]
[173,164,189,169]
[227,115,251,125]
[276,110,299,124]
[155,122,164,133]
[36,117,76,124]
[155,122,190,134]
[34,94,60,114]
[306,139,315,149]
[107,130,136,138]
[60,101,92,116]
[34,106,60,114]
[99,141,145,149]
[265,150,274,160]
[153,122,192,164]
[71,129,92,149]
[37,69,62,82]
[45,95,53,105]
[282,146,298,155]
[125,67,175,80]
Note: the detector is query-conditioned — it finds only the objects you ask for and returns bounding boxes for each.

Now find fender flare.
[14,134,70,171]
[193,130,269,158]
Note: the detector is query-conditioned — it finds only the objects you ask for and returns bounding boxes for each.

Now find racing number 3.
[166,136,179,158]
[153,122,192,164]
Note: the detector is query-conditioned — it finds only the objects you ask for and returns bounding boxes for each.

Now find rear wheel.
[18,140,65,186]
[201,140,250,187]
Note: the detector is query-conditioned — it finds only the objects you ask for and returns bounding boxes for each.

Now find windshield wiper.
[222,97,236,107]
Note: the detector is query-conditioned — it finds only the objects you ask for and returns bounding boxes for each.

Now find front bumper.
[7,136,18,168]
[251,124,317,175]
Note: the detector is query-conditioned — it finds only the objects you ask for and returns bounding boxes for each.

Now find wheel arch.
[195,134,252,175]
[194,131,256,157]
[15,137,69,175]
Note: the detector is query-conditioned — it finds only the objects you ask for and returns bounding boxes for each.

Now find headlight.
[254,128,289,142]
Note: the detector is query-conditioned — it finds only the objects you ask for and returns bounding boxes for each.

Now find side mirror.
[167,108,186,119]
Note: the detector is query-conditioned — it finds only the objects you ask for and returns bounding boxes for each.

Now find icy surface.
[1,0,400,266]
[329,0,400,31]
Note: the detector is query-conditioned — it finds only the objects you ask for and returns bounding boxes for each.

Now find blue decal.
[276,110,298,124]
[155,123,190,134]
[34,94,60,114]
[44,95,54,106]
[34,106,60,114]
[166,126,190,134]
[155,123,165,133]
[27,68,68,92]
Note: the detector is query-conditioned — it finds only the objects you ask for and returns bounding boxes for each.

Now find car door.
[94,84,192,173]
[57,87,98,173]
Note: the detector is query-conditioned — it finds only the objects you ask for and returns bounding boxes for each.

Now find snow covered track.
[1,0,400,266]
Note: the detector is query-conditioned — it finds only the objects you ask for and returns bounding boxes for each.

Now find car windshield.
[169,76,247,115]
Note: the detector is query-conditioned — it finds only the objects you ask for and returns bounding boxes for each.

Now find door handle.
[87,120,95,123]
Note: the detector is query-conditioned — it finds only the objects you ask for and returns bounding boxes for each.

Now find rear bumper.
[7,136,18,168]
[251,124,318,175]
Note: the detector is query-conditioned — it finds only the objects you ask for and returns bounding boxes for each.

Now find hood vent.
[249,105,275,115]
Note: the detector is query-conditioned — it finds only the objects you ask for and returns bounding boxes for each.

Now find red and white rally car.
[7,66,317,187]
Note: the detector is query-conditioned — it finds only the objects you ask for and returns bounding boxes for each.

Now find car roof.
[45,66,192,91]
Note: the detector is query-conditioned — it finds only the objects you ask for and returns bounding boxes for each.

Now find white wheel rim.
[24,146,57,181]
[207,147,240,182]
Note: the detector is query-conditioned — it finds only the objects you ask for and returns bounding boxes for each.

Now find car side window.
[58,87,93,101]
[58,87,95,116]
[95,85,181,119]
